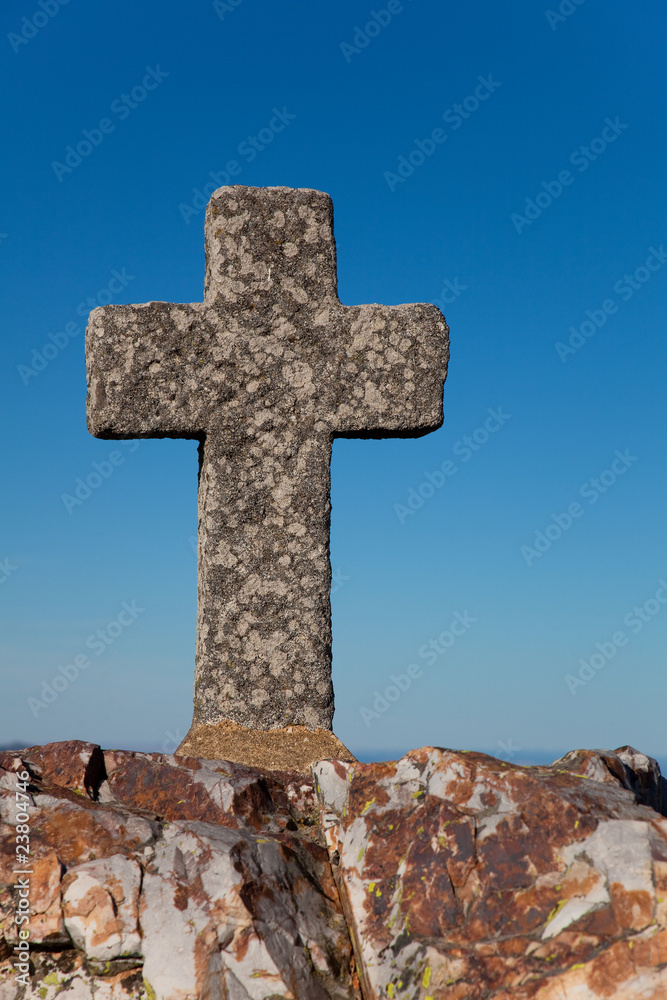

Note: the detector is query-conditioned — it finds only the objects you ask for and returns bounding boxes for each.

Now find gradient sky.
[1,0,666,768]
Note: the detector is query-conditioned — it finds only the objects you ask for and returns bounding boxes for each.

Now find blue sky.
[1,0,666,768]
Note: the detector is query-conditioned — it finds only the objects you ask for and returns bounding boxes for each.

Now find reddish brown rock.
[3,740,667,999]
[2,853,67,949]
[313,746,667,1000]
[101,748,319,831]
[0,741,356,1000]
[0,740,107,799]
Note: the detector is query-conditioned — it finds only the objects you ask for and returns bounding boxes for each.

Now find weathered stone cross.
[86,186,448,745]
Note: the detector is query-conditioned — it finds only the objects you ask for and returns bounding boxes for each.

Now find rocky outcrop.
[0,742,357,1000]
[314,746,667,1000]
[2,741,667,998]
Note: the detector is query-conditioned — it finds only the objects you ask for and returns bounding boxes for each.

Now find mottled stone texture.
[85,185,449,731]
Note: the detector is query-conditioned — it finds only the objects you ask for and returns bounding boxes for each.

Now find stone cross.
[86,186,448,733]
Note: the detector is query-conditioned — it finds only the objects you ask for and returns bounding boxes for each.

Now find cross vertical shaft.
[196,430,334,729]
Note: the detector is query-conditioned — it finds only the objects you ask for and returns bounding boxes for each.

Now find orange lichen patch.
[609,883,655,931]
[29,853,65,943]
[630,926,667,967]
[60,856,142,961]
[654,860,667,890]
[32,800,150,867]
[29,852,62,912]
[86,890,121,949]
[561,858,606,899]
[1,852,65,946]
[585,937,637,997]
[577,904,620,937]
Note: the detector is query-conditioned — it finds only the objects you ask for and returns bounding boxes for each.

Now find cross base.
[175,720,357,772]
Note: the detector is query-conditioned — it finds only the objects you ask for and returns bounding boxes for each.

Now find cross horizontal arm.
[86,301,219,439]
[325,301,449,436]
